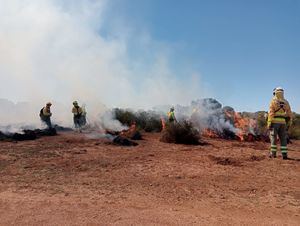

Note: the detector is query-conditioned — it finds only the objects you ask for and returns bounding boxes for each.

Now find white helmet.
[275,87,284,91]
[273,87,284,95]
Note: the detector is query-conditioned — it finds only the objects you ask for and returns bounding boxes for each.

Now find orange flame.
[234,113,257,141]
[120,122,137,136]
[161,117,166,130]
[202,128,220,138]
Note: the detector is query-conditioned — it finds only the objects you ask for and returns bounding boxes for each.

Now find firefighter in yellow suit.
[167,107,177,123]
[72,101,84,132]
[40,102,52,128]
[267,87,292,159]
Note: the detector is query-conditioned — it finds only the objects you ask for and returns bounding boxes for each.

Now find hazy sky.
[103,0,300,112]
[0,0,299,112]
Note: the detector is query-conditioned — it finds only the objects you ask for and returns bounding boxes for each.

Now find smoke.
[0,99,46,132]
[178,99,238,134]
[99,110,128,131]
[0,0,206,129]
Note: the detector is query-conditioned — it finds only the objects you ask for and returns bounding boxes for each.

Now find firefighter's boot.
[282,153,288,160]
[269,151,277,158]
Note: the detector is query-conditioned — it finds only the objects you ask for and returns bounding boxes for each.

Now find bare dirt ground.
[0,132,299,226]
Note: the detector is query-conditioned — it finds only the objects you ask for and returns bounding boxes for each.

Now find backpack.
[39,108,44,117]
[274,100,286,113]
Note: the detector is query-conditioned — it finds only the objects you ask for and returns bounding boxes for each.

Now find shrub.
[289,113,300,140]
[289,128,300,140]
[255,111,268,136]
[113,108,162,132]
[160,121,200,145]
[144,116,162,132]
[114,108,136,126]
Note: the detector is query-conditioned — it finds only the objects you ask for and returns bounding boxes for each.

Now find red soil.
[0,132,299,225]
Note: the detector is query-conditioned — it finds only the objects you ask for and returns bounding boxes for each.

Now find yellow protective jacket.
[72,106,83,116]
[268,92,292,126]
[42,107,52,117]
[167,111,175,120]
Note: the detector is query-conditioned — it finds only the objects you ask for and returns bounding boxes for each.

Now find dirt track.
[0,132,299,225]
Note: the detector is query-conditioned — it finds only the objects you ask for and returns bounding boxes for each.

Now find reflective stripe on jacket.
[168,111,175,120]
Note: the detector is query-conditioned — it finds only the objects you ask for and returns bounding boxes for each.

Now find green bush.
[144,116,162,132]
[289,113,300,139]
[289,128,300,140]
[113,108,162,132]
[114,108,136,126]
[255,111,268,136]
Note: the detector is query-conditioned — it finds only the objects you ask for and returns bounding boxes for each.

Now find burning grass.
[160,121,201,145]
[202,128,270,142]
[113,99,300,143]
[200,110,271,142]
[201,128,237,140]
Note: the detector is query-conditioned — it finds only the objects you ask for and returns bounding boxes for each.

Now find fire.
[193,111,260,142]
[161,117,166,130]
[234,113,257,141]
[202,128,220,138]
[120,122,137,136]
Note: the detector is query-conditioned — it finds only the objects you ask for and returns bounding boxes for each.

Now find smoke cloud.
[0,0,206,128]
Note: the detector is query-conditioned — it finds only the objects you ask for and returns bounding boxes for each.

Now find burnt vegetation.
[0,125,73,142]
[160,121,201,145]
[112,136,138,146]
[0,128,57,141]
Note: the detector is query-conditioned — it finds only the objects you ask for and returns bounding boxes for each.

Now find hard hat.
[275,87,284,92]
[73,101,78,106]
[46,102,52,106]
[273,87,284,95]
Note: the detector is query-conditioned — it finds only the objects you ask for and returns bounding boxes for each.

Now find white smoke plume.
[174,99,238,134]
[0,0,206,130]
